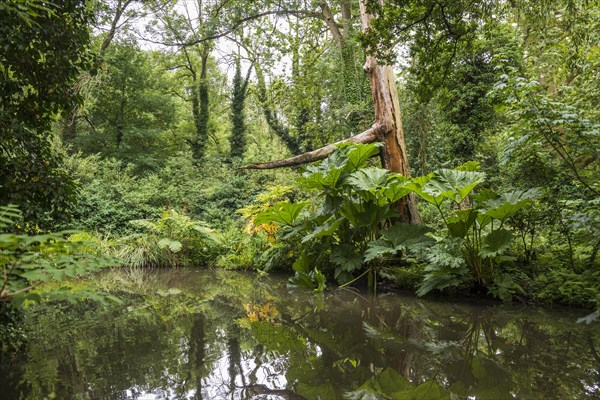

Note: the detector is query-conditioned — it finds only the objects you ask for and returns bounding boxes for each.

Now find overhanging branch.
[242,124,382,169]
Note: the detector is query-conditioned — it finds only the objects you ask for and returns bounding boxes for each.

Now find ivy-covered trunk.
[190,48,210,162]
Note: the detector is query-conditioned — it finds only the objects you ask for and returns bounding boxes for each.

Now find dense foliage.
[0,0,93,225]
[0,0,598,336]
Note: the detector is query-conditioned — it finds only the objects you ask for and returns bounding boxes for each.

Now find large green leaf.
[331,244,364,273]
[345,389,383,400]
[157,238,182,252]
[364,224,434,263]
[480,229,513,258]
[375,368,413,394]
[381,224,434,248]
[289,268,326,292]
[383,175,412,203]
[405,174,445,206]
[292,252,313,273]
[423,169,485,204]
[340,200,384,228]
[302,217,345,243]
[447,209,478,238]
[364,240,400,263]
[344,143,382,171]
[482,189,538,221]
[300,149,349,190]
[254,201,308,226]
[300,166,346,191]
[348,167,391,203]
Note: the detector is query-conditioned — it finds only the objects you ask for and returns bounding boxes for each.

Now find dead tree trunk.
[244,0,420,224]
[359,2,420,224]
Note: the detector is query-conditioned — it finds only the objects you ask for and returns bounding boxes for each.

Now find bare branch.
[242,124,382,169]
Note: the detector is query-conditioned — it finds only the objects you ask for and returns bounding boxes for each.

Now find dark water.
[1,268,599,399]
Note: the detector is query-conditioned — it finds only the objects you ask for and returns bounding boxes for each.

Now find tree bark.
[360,1,420,223]
[242,125,380,169]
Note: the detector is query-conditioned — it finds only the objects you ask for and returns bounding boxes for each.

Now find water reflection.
[1,269,598,399]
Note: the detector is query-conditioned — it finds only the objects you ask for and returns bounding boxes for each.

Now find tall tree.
[0,0,94,225]
[75,41,178,172]
[62,0,144,143]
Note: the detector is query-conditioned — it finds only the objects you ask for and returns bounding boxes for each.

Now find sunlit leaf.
[254,201,308,226]
[383,175,412,203]
[348,167,389,192]
[344,143,382,171]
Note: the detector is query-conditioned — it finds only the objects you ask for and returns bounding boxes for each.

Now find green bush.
[532,267,600,307]
[117,208,218,268]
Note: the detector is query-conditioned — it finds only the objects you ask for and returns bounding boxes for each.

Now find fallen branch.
[242,124,382,169]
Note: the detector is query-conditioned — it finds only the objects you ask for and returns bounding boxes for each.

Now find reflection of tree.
[5,271,600,399]
[189,313,206,400]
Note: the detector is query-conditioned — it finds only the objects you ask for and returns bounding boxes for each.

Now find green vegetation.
[1,1,599,387]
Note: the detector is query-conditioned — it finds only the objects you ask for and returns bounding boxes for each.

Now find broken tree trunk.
[359,1,420,224]
[243,0,420,224]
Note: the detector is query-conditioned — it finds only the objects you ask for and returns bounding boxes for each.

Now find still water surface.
[1,268,598,399]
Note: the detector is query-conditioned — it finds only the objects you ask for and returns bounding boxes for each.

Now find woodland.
[1,0,600,332]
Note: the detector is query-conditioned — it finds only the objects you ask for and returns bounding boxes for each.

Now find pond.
[1,268,598,399]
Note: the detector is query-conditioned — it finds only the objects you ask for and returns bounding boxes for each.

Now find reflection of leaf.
[393,380,449,399]
[363,321,406,343]
[469,355,513,399]
[345,389,383,400]
[376,368,412,393]
[250,321,306,354]
[298,382,339,400]
[289,269,326,292]
[577,309,600,324]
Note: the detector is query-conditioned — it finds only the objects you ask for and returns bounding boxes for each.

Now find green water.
[1,268,598,399]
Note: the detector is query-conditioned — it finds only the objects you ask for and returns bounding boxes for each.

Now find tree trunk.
[190,48,210,161]
[360,1,420,224]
